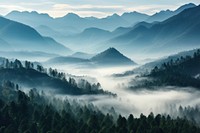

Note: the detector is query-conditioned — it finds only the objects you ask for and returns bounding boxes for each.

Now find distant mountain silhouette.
[121,11,149,25]
[0,16,71,55]
[5,3,198,56]
[65,28,113,51]
[47,56,90,65]
[109,5,200,56]
[0,51,59,61]
[6,11,131,32]
[71,52,94,59]
[6,11,54,27]
[0,38,12,51]
[91,47,137,66]
[146,3,196,22]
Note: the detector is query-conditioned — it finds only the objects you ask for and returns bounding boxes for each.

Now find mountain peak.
[106,47,119,53]
[92,47,123,59]
[91,47,137,66]
[64,13,80,18]
[122,11,147,16]
[106,13,120,19]
[175,3,196,13]
[83,27,110,34]
[6,10,52,18]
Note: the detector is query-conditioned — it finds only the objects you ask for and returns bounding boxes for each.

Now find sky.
[0,0,199,18]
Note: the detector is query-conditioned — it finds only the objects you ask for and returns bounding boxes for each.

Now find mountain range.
[107,4,200,56]
[4,3,195,47]
[1,3,199,59]
[146,3,196,22]
[5,10,149,45]
[38,3,197,54]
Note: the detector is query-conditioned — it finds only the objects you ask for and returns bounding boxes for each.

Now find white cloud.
[0,4,31,15]
[126,4,178,15]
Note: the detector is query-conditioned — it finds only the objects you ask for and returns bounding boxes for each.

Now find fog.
[46,64,200,118]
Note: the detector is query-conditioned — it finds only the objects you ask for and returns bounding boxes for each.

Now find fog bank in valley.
[45,64,200,118]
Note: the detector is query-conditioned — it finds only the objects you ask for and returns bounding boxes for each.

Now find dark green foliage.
[150,49,200,88]
[132,49,200,89]
[0,84,199,133]
[0,59,115,96]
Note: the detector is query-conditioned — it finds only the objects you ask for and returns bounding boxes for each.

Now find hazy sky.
[0,0,199,18]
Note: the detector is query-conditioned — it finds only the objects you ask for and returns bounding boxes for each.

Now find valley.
[0,1,200,133]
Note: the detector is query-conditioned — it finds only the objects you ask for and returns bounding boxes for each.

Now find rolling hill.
[0,59,110,95]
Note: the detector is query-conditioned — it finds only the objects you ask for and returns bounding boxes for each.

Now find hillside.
[0,16,71,55]
[0,59,110,95]
[131,49,200,89]
[0,84,198,133]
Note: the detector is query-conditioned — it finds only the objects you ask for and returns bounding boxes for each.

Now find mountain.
[6,11,54,27]
[71,52,94,59]
[112,27,132,36]
[91,47,137,66]
[35,25,68,39]
[55,13,88,32]
[146,49,200,89]
[109,5,200,56]
[6,11,81,43]
[121,11,149,25]
[0,51,59,61]
[125,49,200,90]
[123,49,200,77]
[57,13,130,31]
[46,48,136,67]
[0,59,110,95]
[175,3,197,14]
[65,28,113,51]
[116,48,200,78]
[0,38,12,51]
[0,16,72,55]
[5,11,131,32]
[46,56,90,65]
[147,3,196,22]
[5,11,133,46]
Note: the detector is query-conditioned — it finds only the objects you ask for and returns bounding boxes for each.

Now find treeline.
[0,59,114,95]
[131,49,200,89]
[0,82,200,133]
[151,49,200,76]
[174,105,200,126]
